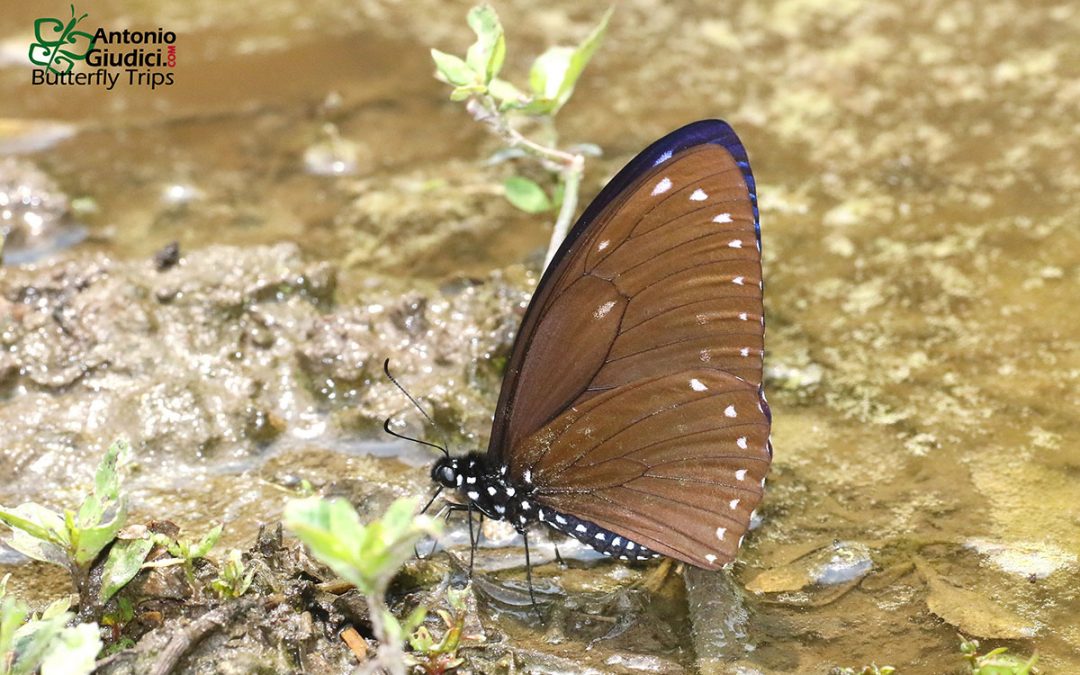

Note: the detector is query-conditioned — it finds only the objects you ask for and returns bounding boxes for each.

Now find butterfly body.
[432,453,661,561]
[428,120,770,571]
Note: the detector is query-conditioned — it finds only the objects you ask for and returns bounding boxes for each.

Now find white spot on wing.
[487,486,497,496]
[597,239,610,251]
[467,491,479,500]
[736,436,748,450]
[716,527,727,541]
[713,212,733,223]
[739,312,748,321]
[730,498,741,510]
[594,300,616,319]
[729,239,743,248]
[733,276,745,285]
[735,468,748,480]
[651,177,672,195]
[575,524,587,533]
[690,188,708,201]
[699,349,711,362]
[724,404,737,418]
[740,347,750,357]
[654,149,673,165]
[690,378,708,391]
[705,554,718,563]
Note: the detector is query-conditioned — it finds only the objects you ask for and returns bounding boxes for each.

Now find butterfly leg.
[522,529,540,614]
[466,503,477,578]
[553,542,566,567]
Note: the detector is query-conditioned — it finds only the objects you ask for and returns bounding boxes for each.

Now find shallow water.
[1,0,1078,672]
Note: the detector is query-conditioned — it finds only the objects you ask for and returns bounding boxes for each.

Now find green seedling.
[209,549,255,599]
[431,4,613,268]
[0,441,132,608]
[960,636,1038,675]
[283,496,442,675]
[0,575,101,675]
[149,523,223,583]
[407,586,482,675]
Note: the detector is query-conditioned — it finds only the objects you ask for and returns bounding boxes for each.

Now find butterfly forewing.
[485,120,769,568]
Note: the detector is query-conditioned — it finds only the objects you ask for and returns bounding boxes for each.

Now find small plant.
[283,496,442,675]
[960,636,1038,675]
[209,549,255,599]
[406,586,482,675]
[431,4,613,268]
[148,523,223,584]
[0,440,132,608]
[0,574,102,675]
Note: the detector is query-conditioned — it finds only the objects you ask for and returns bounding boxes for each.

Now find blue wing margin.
[550,119,760,277]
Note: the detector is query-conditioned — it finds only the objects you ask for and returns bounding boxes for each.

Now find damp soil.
[1,0,1078,673]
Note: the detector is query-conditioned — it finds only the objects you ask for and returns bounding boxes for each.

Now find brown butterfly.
[421,119,771,577]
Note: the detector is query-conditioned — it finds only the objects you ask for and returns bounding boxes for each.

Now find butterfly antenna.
[383,417,449,456]
[383,358,451,457]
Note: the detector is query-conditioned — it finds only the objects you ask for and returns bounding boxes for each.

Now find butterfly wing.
[486,120,769,568]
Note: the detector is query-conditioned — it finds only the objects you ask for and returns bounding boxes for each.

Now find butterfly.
[407,119,770,580]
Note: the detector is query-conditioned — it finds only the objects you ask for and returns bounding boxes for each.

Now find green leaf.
[190,524,223,560]
[503,176,553,213]
[528,7,613,114]
[449,84,487,101]
[39,622,101,675]
[0,504,63,548]
[465,4,506,84]
[488,78,524,106]
[1,597,29,672]
[284,497,369,592]
[430,49,477,87]
[77,439,128,528]
[99,537,154,603]
[69,496,127,565]
[12,610,69,675]
[39,597,71,621]
[284,497,441,596]
[0,503,69,567]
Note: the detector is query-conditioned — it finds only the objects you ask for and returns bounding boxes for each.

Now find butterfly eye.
[438,465,456,487]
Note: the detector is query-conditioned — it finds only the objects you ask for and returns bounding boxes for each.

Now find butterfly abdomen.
[538,508,659,561]
[437,452,658,559]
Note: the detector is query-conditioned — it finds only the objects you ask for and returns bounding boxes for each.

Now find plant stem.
[465,96,586,271]
[365,595,406,675]
[544,156,584,269]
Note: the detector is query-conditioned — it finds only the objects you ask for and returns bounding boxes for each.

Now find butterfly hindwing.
[522,369,770,568]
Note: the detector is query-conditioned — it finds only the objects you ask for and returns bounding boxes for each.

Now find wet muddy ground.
[1,0,1078,672]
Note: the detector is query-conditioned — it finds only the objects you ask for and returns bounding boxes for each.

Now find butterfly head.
[430,456,459,488]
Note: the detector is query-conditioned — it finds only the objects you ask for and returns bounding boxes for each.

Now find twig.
[340,626,369,663]
[148,599,255,675]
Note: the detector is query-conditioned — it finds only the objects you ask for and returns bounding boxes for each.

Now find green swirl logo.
[29,5,97,74]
